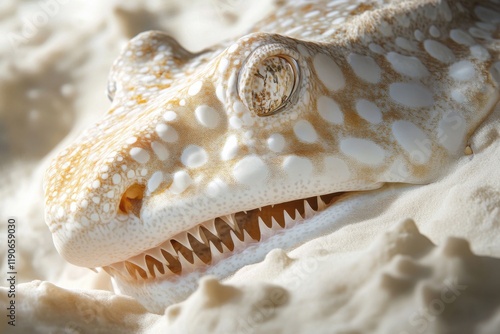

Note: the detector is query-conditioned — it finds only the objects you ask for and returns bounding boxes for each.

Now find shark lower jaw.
[102,192,344,283]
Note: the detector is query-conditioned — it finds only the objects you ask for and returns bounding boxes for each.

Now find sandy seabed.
[0,0,499,333]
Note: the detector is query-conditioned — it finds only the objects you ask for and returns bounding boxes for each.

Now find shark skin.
[44,0,500,313]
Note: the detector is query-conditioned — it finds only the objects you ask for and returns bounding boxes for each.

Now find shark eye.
[238,45,300,117]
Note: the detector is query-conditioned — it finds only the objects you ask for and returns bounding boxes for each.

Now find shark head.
[44,0,500,313]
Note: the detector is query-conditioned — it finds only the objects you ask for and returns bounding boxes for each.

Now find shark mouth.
[102,192,344,282]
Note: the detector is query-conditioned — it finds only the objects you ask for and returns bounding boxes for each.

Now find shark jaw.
[102,192,344,282]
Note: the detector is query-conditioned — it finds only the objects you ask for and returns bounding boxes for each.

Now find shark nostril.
[118,183,146,217]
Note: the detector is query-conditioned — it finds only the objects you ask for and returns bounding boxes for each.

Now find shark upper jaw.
[101,191,347,283]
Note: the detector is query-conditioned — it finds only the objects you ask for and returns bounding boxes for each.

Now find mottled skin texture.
[44,0,500,312]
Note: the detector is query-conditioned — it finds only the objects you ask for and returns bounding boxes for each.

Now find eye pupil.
[239,53,299,117]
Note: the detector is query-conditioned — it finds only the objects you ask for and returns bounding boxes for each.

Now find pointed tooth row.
[105,193,338,281]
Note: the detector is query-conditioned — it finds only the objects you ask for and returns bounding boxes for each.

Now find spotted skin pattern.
[44,0,500,312]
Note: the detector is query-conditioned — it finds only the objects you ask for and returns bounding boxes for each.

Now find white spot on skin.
[112,174,121,185]
[151,141,169,161]
[219,57,229,73]
[392,120,431,164]
[156,124,179,143]
[228,43,239,53]
[283,156,313,178]
[369,43,384,54]
[449,61,476,81]
[450,29,475,46]
[206,178,227,198]
[386,52,429,78]
[188,81,203,96]
[92,180,100,189]
[181,145,208,168]
[130,147,150,164]
[379,21,393,37]
[470,45,490,61]
[313,53,345,91]
[126,137,137,144]
[414,30,425,41]
[348,53,381,83]
[195,105,220,128]
[323,156,350,181]
[170,171,192,195]
[438,111,466,154]
[317,96,343,124]
[216,84,226,103]
[147,171,163,193]
[355,99,382,124]
[56,207,65,219]
[229,116,242,129]
[429,25,440,38]
[440,1,452,22]
[395,37,416,52]
[294,120,318,143]
[390,83,434,108]
[469,27,491,40]
[221,135,239,161]
[232,155,269,186]
[340,138,385,165]
[305,10,320,18]
[474,6,500,24]
[424,40,455,64]
[267,134,286,153]
[163,111,177,122]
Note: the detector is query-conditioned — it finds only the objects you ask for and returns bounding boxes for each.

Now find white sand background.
[0,0,499,333]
